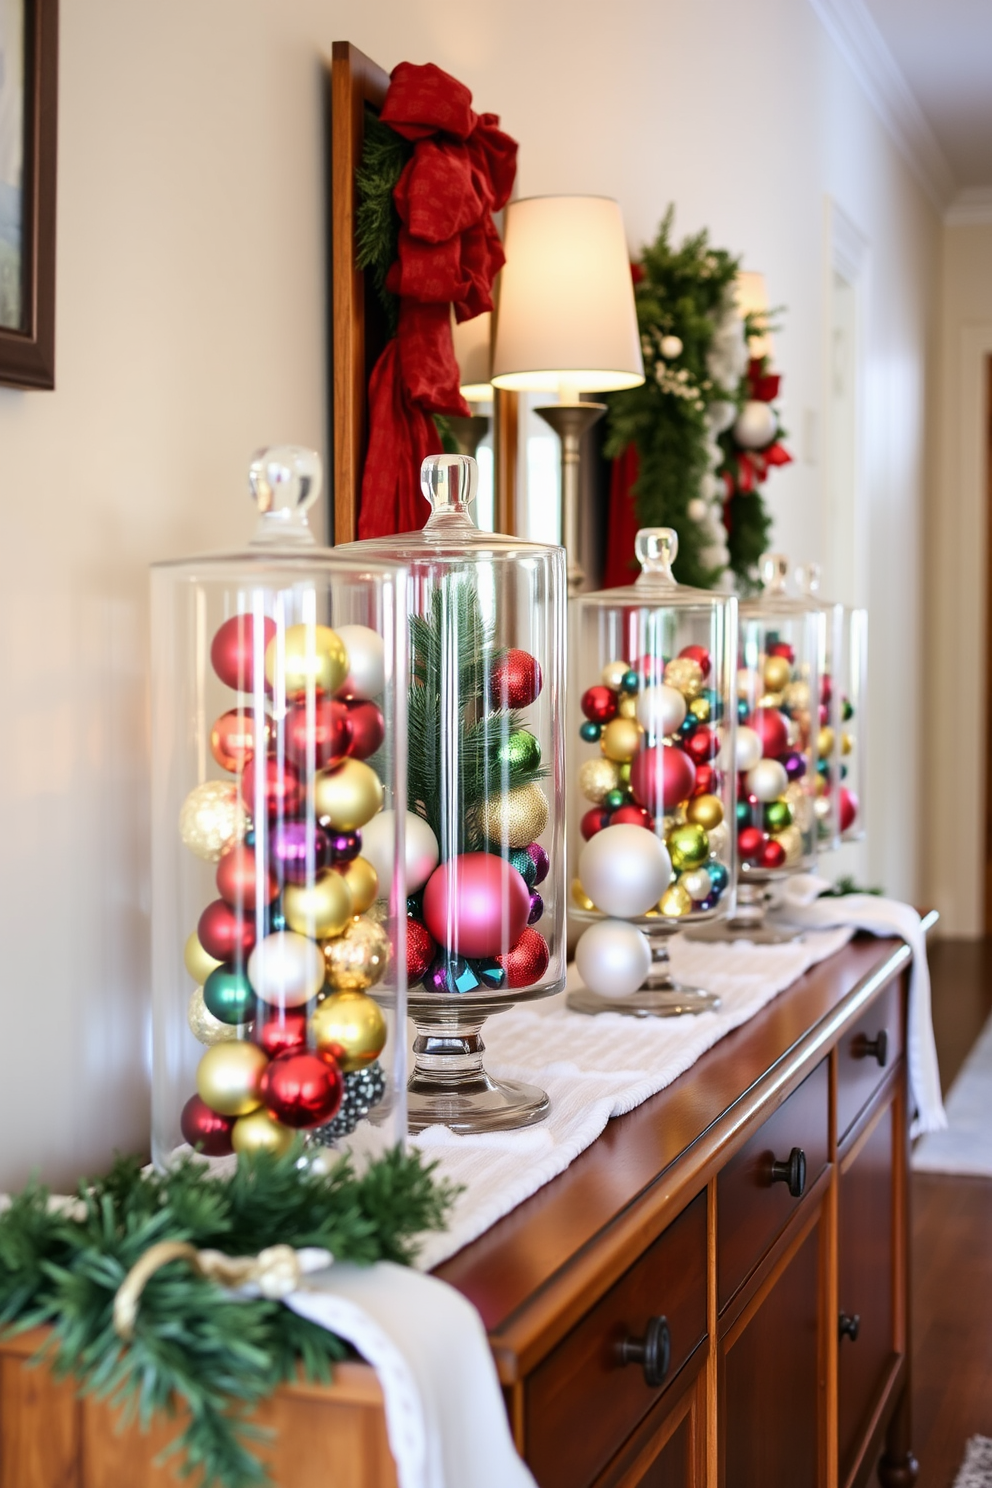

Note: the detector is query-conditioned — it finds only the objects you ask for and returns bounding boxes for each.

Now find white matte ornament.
[579,824,673,919]
[732,400,778,450]
[335,624,385,700]
[636,684,687,738]
[575,919,651,999]
[362,809,439,897]
[660,334,683,359]
[746,758,789,802]
[734,726,763,772]
[687,498,708,523]
[247,931,326,1008]
[681,868,713,902]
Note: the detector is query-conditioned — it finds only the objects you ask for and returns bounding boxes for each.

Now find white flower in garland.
[706,293,748,392]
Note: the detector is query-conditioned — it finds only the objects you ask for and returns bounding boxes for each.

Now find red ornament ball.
[181,1094,234,1156]
[261,1049,343,1129]
[211,615,277,693]
[820,673,833,705]
[346,700,386,760]
[679,644,711,678]
[758,839,787,870]
[738,827,766,862]
[422,852,530,959]
[406,917,436,981]
[839,787,859,833]
[581,807,611,840]
[198,898,257,963]
[490,649,542,709]
[211,708,269,774]
[495,928,550,989]
[257,1009,309,1058]
[630,743,697,816]
[750,706,789,759]
[216,845,279,910]
[284,699,352,769]
[241,754,302,820]
[693,763,716,797]
[768,641,794,663]
[581,685,618,724]
[610,803,653,829]
[686,725,719,764]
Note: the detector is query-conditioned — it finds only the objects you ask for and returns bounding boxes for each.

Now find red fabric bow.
[358,63,517,538]
[747,356,781,403]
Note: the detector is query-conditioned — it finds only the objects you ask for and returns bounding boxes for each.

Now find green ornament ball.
[621,669,640,694]
[579,720,602,743]
[668,822,710,871]
[203,966,256,1026]
[765,799,793,833]
[604,788,627,811]
[499,729,542,772]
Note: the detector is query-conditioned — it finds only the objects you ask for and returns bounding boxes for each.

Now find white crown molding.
[945,186,992,227]
[806,0,957,213]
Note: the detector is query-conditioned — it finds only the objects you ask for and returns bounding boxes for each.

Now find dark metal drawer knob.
[839,1312,861,1342]
[620,1315,670,1387]
[854,1029,889,1067]
[770,1146,806,1198]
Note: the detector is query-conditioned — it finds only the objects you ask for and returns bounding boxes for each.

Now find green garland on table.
[0,1146,458,1488]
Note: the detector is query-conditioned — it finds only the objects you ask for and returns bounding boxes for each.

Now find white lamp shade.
[491,196,645,394]
[452,310,492,401]
[734,271,774,362]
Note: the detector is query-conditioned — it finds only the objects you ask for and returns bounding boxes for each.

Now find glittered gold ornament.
[266,623,348,701]
[664,657,703,698]
[667,822,710,871]
[283,870,352,940]
[784,782,814,831]
[232,1108,295,1157]
[686,793,724,830]
[196,1040,268,1117]
[689,696,711,723]
[618,695,637,719]
[475,781,550,847]
[188,986,241,1046]
[184,929,223,985]
[579,757,621,804]
[841,731,853,756]
[571,877,596,912]
[759,692,784,709]
[179,781,249,862]
[817,726,836,758]
[784,680,810,711]
[310,990,386,1072]
[602,659,630,690]
[776,824,805,865]
[763,655,791,693]
[337,856,379,915]
[600,717,643,763]
[815,795,832,821]
[322,915,390,990]
[659,882,692,917]
[707,822,730,861]
[313,759,384,830]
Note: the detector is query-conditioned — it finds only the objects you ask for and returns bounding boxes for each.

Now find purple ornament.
[783,750,807,781]
[527,891,544,926]
[525,842,550,886]
[327,828,362,864]
[270,820,330,884]
[695,895,717,912]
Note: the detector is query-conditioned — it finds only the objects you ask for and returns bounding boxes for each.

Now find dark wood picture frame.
[0,0,58,391]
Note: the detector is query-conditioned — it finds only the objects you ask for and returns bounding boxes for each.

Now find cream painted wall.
[0,0,938,1189]
[925,221,992,936]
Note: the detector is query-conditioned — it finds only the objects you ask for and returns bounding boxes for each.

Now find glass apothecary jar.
[568,528,738,1017]
[340,453,566,1134]
[796,564,866,846]
[151,447,409,1170]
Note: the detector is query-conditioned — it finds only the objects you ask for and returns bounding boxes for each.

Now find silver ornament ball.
[579,823,672,919]
[575,919,651,999]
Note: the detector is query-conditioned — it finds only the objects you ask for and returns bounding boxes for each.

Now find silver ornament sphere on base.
[568,917,720,1019]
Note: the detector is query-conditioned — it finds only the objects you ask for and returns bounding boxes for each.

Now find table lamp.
[448,310,492,460]
[491,196,644,593]
[734,271,774,362]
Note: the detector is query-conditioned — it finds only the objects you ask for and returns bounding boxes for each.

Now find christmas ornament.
[579,757,622,804]
[216,845,279,910]
[327,829,362,864]
[180,1094,235,1156]
[737,826,765,862]
[733,400,777,450]
[528,892,544,925]
[184,930,223,986]
[210,614,276,692]
[581,686,618,724]
[635,684,686,737]
[508,847,538,888]
[211,708,270,774]
[231,1108,296,1156]
[575,920,650,998]
[746,758,789,802]
[659,334,683,359]
[581,807,610,839]
[763,655,791,693]
[266,623,348,701]
[489,649,542,708]
[335,623,386,700]
[310,990,386,1072]
[686,793,723,830]
[406,918,436,980]
[602,659,630,690]
[667,823,709,871]
[338,856,379,914]
[240,755,302,821]
[422,852,530,958]
[313,759,384,830]
[686,725,719,764]
[323,915,390,990]
[284,699,352,768]
[187,986,241,1046]
[600,718,643,763]
[498,729,542,772]
[362,809,439,897]
[494,928,550,988]
[664,656,704,698]
[257,1009,309,1058]
[474,780,550,847]
[196,1040,268,1117]
[751,706,789,758]
[197,899,257,964]
[659,882,692,917]
[309,1062,387,1144]
[282,871,352,941]
[612,803,653,828]
[681,868,713,901]
[776,824,804,864]
[579,824,673,918]
[630,743,696,815]
[203,966,256,1026]
[270,820,331,885]
[732,726,762,772]
[179,782,248,863]
[261,1049,343,1128]
[839,787,858,833]
[758,839,786,869]
[345,700,385,759]
[247,930,327,1008]
[527,843,550,884]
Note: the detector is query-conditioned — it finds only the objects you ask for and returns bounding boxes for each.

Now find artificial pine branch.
[355,109,413,336]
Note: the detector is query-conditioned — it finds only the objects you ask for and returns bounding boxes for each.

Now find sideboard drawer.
[525,1189,707,1488]
[836,977,903,1141]
[718,1059,829,1311]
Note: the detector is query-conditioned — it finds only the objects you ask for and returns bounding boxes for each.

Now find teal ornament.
[604,788,626,811]
[621,669,640,694]
[508,847,538,889]
[737,698,749,723]
[736,799,752,827]
[700,688,723,722]
[707,860,729,894]
[679,714,696,736]
[499,729,542,772]
[425,954,481,995]
[842,698,854,721]
[579,720,602,743]
[203,966,256,1026]
[841,763,848,780]
[473,958,507,991]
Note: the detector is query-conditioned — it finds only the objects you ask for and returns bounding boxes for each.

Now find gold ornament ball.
[659,882,693,918]
[571,878,596,912]
[707,822,730,861]
[232,1109,296,1157]
[579,757,621,805]
[784,782,814,831]
[475,781,550,847]
[686,793,724,831]
[777,824,805,865]
[664,656,703,699]
[310,990,386,1072]
[784,680,810,711]
[602,659,630,690]
[759,691,784,709]
[313,759,384,830]
[338,856,379,915]
[600,717,643,763]
[841,731,854,757]
[185,930,223,985]
[618,762,632,784]
[689,696,711,723]
[323,915,390,990]
[667,822,710,871]
[179,781,248,862]
[737,667,755,699]
[283,871,353,941]
[763,655,792,693]
[814,773,829,798]
[266,623,349,701]
[188,986,241,1046]
[817,726,836,759]
[196,1040,268,1117]
[618,695,637,720]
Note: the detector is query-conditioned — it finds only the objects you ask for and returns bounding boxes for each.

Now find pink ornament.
[211,615,277,693]
[750,707,789,759]
[630,744,696,816]
[422,852,531,959]
[839,787,859,833]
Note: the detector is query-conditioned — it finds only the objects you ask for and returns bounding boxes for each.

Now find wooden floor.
[910,936,992,1488]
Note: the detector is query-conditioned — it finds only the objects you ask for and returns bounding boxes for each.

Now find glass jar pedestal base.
[407,999,550,1134]
[568,924,721,1019]
[686,878,802,946]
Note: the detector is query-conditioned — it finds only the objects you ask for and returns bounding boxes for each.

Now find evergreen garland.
[354,110,413,337]
[0,1146,457,1488]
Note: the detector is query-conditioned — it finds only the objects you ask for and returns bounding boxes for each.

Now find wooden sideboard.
[0,928,930,1487]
